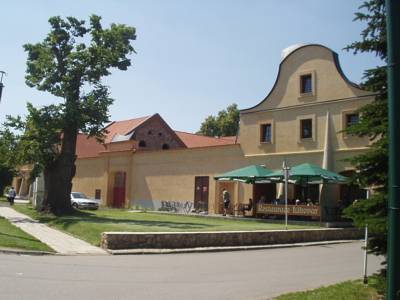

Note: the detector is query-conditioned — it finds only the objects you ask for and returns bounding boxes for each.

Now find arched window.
[139,140,146,148]
[162,143,170,150]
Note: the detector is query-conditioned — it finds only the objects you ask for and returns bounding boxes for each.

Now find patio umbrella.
[264,163,348,185]
[214,165,274,184]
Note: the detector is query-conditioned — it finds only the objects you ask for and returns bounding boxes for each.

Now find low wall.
[101,228,363,250]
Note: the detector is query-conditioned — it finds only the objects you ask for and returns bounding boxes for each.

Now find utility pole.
[386,0,400,298]
[0,71,5,103]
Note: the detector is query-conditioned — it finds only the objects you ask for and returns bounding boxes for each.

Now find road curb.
[106,239,361,255]
[0,247,56,256]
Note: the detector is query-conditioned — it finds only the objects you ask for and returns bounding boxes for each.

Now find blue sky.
[0,0,382,132]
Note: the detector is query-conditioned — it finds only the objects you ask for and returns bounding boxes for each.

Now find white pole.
[363,224,368,284]
[283,160,289,230]
[285,171,288,230]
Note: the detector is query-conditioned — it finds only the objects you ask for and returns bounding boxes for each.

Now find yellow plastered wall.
[73,153,133,207]
[72,144,365,210]
[130,145,252,213]
[107,154,132,207]
[239,45,374,157]
[73,157,109,206]
[240,98,373,156]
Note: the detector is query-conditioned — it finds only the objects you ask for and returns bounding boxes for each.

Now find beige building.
[16,44,375,221]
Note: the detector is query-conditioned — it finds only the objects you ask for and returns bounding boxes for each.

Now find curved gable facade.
[242,44,370,113]
[238,44,375,160]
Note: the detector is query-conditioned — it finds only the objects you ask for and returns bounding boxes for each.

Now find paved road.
[0,241,382,300]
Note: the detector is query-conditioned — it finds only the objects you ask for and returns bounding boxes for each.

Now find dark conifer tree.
[343,0,388,257]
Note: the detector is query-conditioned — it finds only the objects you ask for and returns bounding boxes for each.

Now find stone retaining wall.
[101,228,363,250]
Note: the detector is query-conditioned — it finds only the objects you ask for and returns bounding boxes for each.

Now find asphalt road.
[0,241,383,300]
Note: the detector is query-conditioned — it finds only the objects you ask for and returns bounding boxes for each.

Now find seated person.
[258,196,266,204]
[295,199,300,205]
[242,198,253,215]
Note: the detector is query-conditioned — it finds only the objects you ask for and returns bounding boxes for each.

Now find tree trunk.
[42,127,78,215]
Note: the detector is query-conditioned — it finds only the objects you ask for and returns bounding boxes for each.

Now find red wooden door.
[113,172,126,208]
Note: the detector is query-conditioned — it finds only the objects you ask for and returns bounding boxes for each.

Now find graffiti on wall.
[159,201,193,214]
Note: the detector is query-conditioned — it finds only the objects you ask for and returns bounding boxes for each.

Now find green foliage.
[198,103,239,137]
[276,279,379,300]
[4,103,63,181]
[345,193,387,256]
[23,14,136,139]
[13,15,136,214]
[0,128,18,194]
[342,0,387,257]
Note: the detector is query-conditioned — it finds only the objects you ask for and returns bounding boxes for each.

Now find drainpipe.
[386,0,400,298]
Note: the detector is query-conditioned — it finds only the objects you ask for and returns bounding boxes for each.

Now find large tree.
[23,15,136,214]
[343,0,387,257]
[198,103,239,137]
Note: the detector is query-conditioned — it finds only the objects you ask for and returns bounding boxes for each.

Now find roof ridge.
[110,115,152,124]
[175,131,221,139]
[175,130,198,135]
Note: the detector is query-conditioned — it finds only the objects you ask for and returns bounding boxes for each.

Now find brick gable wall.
[134,116,184,151]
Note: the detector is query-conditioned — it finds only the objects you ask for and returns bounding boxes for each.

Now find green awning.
[214,165,274,184]
[265,163,348,185]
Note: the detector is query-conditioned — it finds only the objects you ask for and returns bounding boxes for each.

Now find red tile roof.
[220,136,237,143]
[101,140,137,153]
[175,131,237,148]
[104,116,151,143]
[76,117,238,158]
[76,134,106,158]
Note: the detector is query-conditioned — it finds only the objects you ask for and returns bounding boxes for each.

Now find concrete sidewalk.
[0,206,107,255]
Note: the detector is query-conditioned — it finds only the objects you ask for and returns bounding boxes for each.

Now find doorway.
[194,176,209,212]
[113,172,126,208]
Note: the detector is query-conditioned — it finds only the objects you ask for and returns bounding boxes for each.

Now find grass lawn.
[13,204,317,246]
[0,216,53,252]
[275,280,380,300]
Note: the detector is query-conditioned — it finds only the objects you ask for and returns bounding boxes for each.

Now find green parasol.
[265,163,348,185]
[214,165,274,184]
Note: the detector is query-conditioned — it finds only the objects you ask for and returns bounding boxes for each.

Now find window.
[300,74,312,94]
[162,143,170,150]
[346,113,359,128]
[158,132,163,137]
[260,124,272,143]
[139,140,146,147]
[147,130,153,135]
[300,119,312,139]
